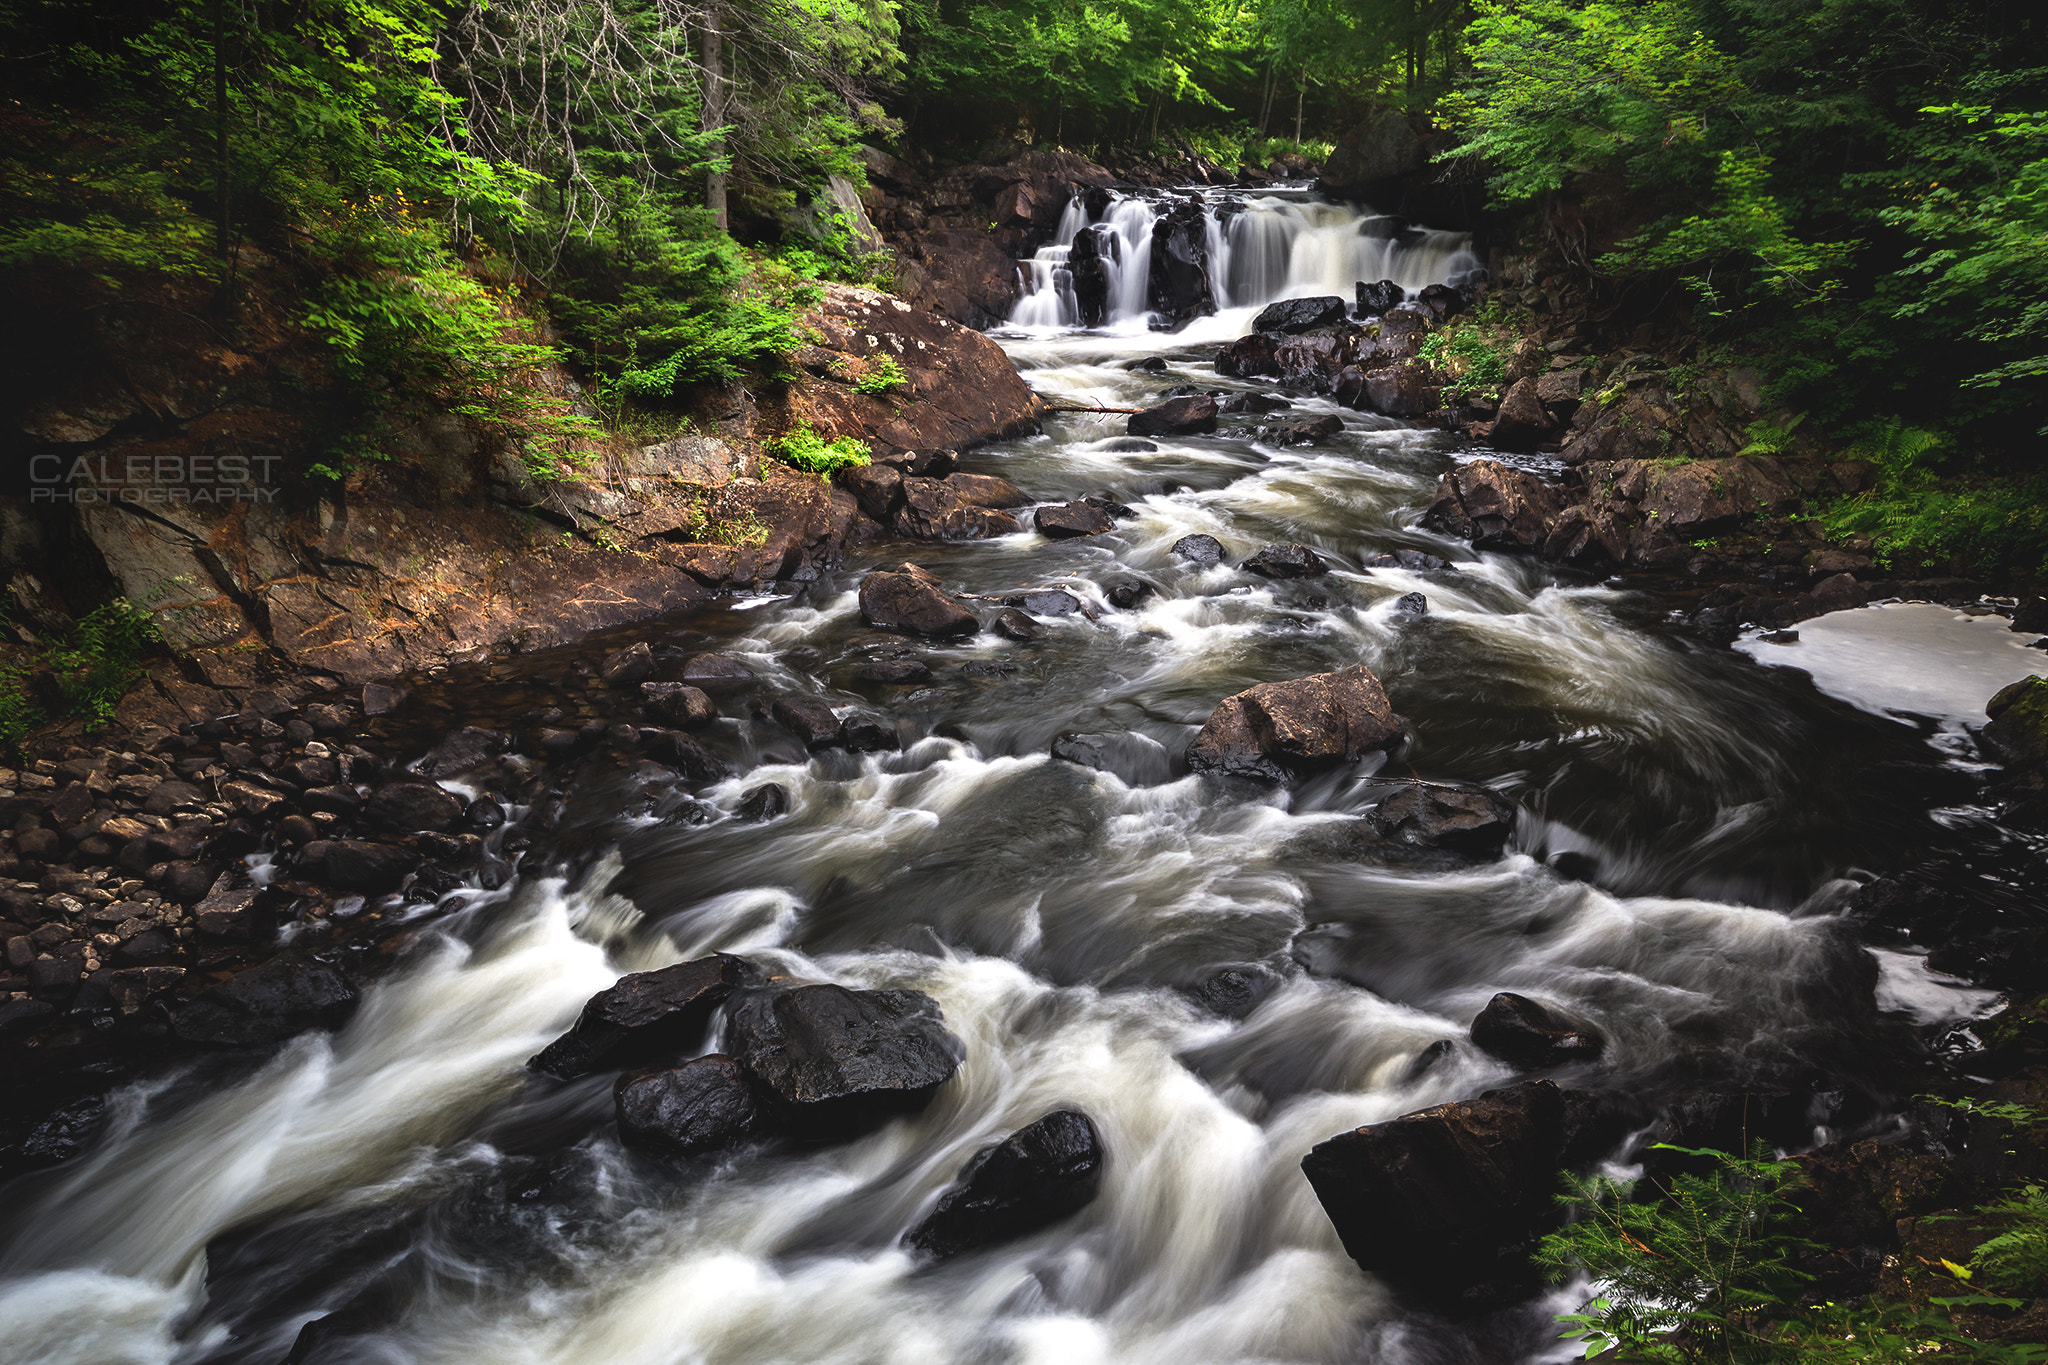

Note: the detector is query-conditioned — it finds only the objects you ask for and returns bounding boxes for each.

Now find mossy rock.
[1985,676,2048,770]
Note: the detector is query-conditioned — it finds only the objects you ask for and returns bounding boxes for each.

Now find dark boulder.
[725,983,965,1138]
[1471,993,1606,1070]
[1413,283,1464,323]
[172,956,360,1046]
[1106,579,1152,609]
[642,682,717,729]
[1241,543,1329,578]
[1219,392,1291,414]
[1035,502,1115,539]
[1301,1080,1624,1297]
[859,564,979,637]
[599,642,655,687]
[300,840,421,895]
[615,1055,765,1156]
[1488,378,1556,450]
[1267,414,1343,446]
[1004,589,1081,616]
[529,954,760,1079]
[681,653,758,692]
[1356,279,1402,316]
[2014,596,2048,635]
[905,1109,1106,1258]
[994,609,1047,640]
[1069,224,1113,328]
[1985,677,2048,771]
[1171,534,1226,566]
[1363,360,1439,417]
[893,475,1025,540]
[1251,296,1348,334]
[1187,665,1401,783]
[363,781,465,834]
[1214,334,1280,381]
[772,697,846,750]
[1371,781,1517,856]
[1364,549,1452,571]
[737,784,792,822]
[1128,396,1219,438]
[643,729,731,782]
[1102,437,1158,452]
[1423,460,1564,553]
[857,659,932,685]
[1148,199,1216,326]
[417,726,512,777]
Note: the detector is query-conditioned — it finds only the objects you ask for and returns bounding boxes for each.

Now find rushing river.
[0,199,2034,1365]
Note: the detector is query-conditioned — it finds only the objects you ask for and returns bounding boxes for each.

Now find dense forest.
[2,0,2045,566]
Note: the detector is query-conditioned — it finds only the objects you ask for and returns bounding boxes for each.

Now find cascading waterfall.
[1007,188,1485,332]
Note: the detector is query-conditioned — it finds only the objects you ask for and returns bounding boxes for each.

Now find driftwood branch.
[1040,403,1143,415]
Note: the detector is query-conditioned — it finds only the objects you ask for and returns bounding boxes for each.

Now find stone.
[615,1055,765,1156]
[361,683,405,716]
[1355,279,1402,316]
[1219,393,1291,414]
[642,730,730,783]
[1490,378,1559,450]
[1250,296,1349,334]
[141,780,206,816]
[1985,677,2048,771]
[1003,590,1081,616]
[905,1109,1107,1258]
[737,784,791,822]
[172,956,359,1046]
[1301,1080,1623,1294]
[1241,543,1329,578]
[994,609,1046,641]
[1127,396,1219,438]
[1534,368,1585,417]
[192,883,264,938]
[856,659,932,685]
[363,781,465,833]
[773,697,846,750]
[1362,360,1439,417]
[641,682,717,729]
[1186,665,1401,783]
[1035,501,1115,539]
[1372,781,1517,856]
[1424,460,1564,553]
[599,642,655,686]
[893,476,1024,540]
[1471,993,1606,1069]
[1101,437,1158,452]
[301,840,421,895]
[1811,573,1867,613]
[219,778,290,819]
[859,564,979,637]
[2014,597,2048,635]
[725,983,965,1138]
[1106,580,1151,609]
[1268,414,1344,446]
[1391,592,1428,615]
[530,954,760,1079]
[1171,534,1226,566]
[681,653,758,692]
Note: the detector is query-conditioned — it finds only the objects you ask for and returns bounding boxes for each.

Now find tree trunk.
[1294,70,1305,145]
[701,6,728,231]
[1148,92,1162,143]
[1258,60,1276,134]
[213,0,229,260]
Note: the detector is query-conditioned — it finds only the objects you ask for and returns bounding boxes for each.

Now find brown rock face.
[1488,377,1556,449]
[1423,460,1565,552]
[1362,359,1439,417]
[859,563,980,637]
[1186,665,1401,783]
[1128,396,1220,437]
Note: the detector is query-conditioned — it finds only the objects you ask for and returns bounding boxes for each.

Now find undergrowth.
[764,424,871,475]
[0,601,163,749]
[1819,419,2048,578]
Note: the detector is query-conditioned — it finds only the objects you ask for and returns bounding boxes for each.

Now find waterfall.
[1006,187,1484,333]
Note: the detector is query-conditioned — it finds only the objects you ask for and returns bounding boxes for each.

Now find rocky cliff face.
[3,265,1041,689]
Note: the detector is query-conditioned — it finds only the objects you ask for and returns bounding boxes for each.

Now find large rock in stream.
[859,563,980,637]
[529,954,760,1079]
[1423,460,1564,553]
[1129,396,1219,438]
[1186,665,1401,784]
[725,983,965,1139]
[906,1108,1107,1257]
[1302,1079,1623,1299]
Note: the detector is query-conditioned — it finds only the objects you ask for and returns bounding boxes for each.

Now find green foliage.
[0,601,163,748]
[1968,1184,2048,1297]
[1821,420,2048,576]
[764,424,871,474]
[851,355,909,393]
[1419,321,1510,402]
[1737,414,1807,457]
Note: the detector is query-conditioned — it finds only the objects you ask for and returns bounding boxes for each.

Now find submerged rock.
[905,1109,1107,1257]
[1470,993,1606,1069]
[641,682,717,729]
[172,956,360,1046]
[1371,781,1517,856]
[616,1055,764,1156]
[1241,543,1330,578]
[529,954,759,1079]
[1171,533,1226,566]
[725,983,965,1138]
[1187,665,1401,784]
[681,653,758,692]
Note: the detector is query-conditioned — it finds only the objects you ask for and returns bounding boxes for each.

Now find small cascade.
[1006,187,1485,333]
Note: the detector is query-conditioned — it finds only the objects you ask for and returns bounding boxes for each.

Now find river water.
[0,198,2036,1365]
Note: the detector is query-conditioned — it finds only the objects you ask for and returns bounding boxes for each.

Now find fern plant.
[763,424,871,476]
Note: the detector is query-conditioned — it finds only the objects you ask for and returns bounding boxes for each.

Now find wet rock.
[1391,591,1428,615]
[859,564,979,637]
[464,798,504,828]
[642,682,717,729]
[1122,356,1169,373]
[1471,993,1605,1069]
[994,609,1047,640]
[1187,664,1401,783]
[1171,534,1226,566]
[642,729,731,782]
[172,956,360,1046]
[361,683,405,716]
[1414,282,1465,324]
[1082,494,1136,520]
[681,653,758,692]
[1371,781,1516,856]
[1188,965,1282,1019]
[857,659,932,685]
[1004,589,1081,616]
[1985,677,2048,771]
[300,840,420,895]
[837,463,905,522]
[1035,502,1115,539]
[2014,597,2048,634]
[1219,393,1291,414]
[1127,396,1219,438]
[1301,1080,1623,1297]
[1362,359,1439,416]
[1106,579,1151,609]
[1488,378,1556,449]
[773,697,846,750]
[893,475,1025,540]
[737,784,792,822]
[1241,543,1330,578]
[725,983,965,1138]
[905,1109,1106,1258]
[530,954,760,1079]
[1424,460,1564,553]
[1812,572,1867,613]
[1101,437,1158,452]
[1267,414,1344,446]
[615,1054,765,1155]
[1251,296,1348,334]
[843,718,899,751]
[141,780,206,816]
[1356,279,1402,316]
[363,781,465,834]
[1147,199,1216,327]
[599,642,656,687]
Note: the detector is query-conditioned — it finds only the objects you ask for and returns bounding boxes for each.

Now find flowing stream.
[0,190,2034,1365]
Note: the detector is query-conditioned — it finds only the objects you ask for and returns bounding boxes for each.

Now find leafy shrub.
[0,600,163,748]
[851,356,909,394]
[1820,420,2048,576]
[764,425,871,475]
[1419,322,1510,402]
